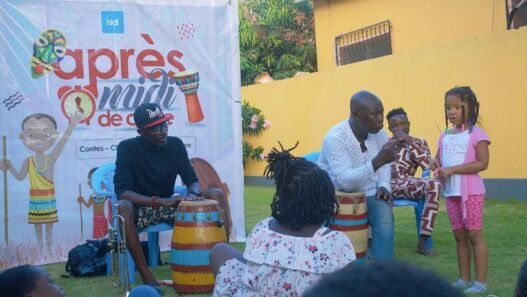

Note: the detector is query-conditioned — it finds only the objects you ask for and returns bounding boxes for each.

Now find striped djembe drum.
[171,199,227,294]
[328,191,369,262]
[173,70,204,123]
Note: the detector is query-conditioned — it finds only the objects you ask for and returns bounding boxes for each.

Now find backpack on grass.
[65,239,108,277]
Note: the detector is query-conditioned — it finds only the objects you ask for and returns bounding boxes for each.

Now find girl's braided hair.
[263,142,337,231]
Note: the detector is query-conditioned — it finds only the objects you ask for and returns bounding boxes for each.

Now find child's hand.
[429,158,440,171]
[70,111,85,124]
[438,167,455,178]
[77,196,84,204]
[392,130,412,144]
[0,159,11,172]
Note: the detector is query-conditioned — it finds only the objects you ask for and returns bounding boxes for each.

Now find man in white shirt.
[319,90,400,260]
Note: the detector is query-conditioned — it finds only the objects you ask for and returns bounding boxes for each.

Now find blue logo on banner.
[101,11,124,33]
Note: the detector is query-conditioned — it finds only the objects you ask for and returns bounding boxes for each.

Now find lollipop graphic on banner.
[173,70,204,123]
[30,29,67,79]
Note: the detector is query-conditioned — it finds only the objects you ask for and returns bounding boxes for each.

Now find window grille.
[507,0,527,29]
[335,20,392,66]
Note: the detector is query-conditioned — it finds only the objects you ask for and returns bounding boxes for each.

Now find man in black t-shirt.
[114,103,224,289]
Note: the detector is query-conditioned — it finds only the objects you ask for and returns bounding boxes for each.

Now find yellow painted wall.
[314,0,507,71]
[242,27,527,180]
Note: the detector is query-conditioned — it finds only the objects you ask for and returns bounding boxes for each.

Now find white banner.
[0,0,244,267]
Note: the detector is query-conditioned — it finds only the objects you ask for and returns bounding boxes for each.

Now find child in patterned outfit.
[77,167,112,239]
[387,108,441,256]
[433,86,491,294]
[209,142,356,297]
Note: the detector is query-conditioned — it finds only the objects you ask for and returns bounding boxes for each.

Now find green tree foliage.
[239,0,317,86]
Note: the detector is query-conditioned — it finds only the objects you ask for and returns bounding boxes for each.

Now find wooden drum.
[171,199,227,293]
[328,191,368,261]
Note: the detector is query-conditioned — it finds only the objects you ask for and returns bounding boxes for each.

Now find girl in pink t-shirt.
[433,86,491,294]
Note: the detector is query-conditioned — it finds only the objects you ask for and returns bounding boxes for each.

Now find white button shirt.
[318,120,391,196]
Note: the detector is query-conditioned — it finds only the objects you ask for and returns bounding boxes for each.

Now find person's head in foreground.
[516,258,527,297]
[264,141,338,231]
[0,265,64,297]
[302,261,464,297]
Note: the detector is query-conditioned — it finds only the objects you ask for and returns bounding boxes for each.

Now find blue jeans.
[366,195,394,260]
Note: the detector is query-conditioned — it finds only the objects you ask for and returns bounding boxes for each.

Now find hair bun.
[264,141,299,181]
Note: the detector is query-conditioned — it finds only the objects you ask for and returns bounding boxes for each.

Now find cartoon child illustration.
[0,112,82,250]
[77,167,112,239]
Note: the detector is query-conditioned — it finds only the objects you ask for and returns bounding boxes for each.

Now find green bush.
[242,100,270,166]
[239,0,316,85]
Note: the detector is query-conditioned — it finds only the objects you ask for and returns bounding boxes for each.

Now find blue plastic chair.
[91,163,187,284]
[303,151,320,162]
[393,170,433,250]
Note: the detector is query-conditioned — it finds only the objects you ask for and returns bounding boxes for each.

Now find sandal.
[416,249,436,256]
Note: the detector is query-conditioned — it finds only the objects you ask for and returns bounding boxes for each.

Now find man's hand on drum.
[184,192,204,201]
[158,196,184,208]
[376,186,393,206]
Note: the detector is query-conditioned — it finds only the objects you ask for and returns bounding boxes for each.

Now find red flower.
[283,282,292,290]
[308,245,318,253]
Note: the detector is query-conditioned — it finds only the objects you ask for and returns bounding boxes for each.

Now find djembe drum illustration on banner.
[173,70,204,123]
[328,191,368,262]
[171,199,227,294]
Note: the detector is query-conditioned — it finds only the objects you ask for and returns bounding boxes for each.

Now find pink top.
[438,126,491,219]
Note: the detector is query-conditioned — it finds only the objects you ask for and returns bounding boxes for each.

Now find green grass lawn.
[45,186,527,297]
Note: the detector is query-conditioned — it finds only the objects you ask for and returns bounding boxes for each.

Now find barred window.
[335,20,392,66]
[507,0,527,29]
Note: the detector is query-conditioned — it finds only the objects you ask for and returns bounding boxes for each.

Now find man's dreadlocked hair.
[263,142,338,231]
[444,86,480,133]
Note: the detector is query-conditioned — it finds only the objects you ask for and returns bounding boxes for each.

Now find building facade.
[242,0,527,198]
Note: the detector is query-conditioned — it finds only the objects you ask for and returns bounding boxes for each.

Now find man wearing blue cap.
[114,103,223,291]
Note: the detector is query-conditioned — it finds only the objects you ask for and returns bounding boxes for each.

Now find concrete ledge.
[244,176,273,187]
[484,179,527,200]
[245,177,527,200]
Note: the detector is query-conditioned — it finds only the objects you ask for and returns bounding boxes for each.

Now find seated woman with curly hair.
[209,142,356,297]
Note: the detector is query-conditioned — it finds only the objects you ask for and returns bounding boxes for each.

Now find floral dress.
[213,217,356,297]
